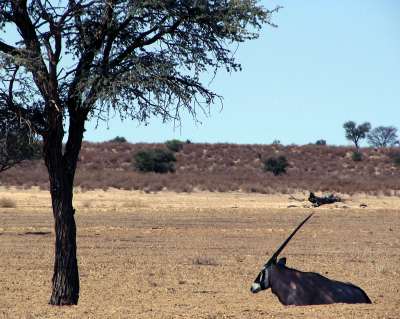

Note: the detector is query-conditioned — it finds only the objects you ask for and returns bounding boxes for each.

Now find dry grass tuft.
[81,201,91,209]
[0,197,16,208]
[122,199,147,208]
[192,256,219,266]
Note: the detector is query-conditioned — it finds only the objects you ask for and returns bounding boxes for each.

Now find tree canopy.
[0,0,279,130]
[367,126,398,148]
[343,121,371,150]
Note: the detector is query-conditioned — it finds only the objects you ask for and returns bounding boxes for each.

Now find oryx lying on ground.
[250,213,372,305]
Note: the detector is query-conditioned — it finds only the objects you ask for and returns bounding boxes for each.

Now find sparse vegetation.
[263,156,289,176]
[343,121,371,150]
[109,136,127,143]
[134,149,176,173]
[272,139,281,145]
[1,142,400,195]
[367,126,398,148]
[0,197,16,208]
[315,139,327,145]
[388,151,400,166]
[192,256,218,266]
[352,151,363,162]
[165,139,184,153]
[0,188,398,318]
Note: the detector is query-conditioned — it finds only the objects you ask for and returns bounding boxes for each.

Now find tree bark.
[49,182,79,305]
[45,139,80,305]
[44,103,85,305]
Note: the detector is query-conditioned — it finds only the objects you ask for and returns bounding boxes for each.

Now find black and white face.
[250,258,286,294]
[250,266,270,293]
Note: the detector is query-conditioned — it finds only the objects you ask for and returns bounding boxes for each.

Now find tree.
[263,155,288,175]
[0,108,41,172]
[367,126,398,148]
[134,148,176,173]
[0,0,278,305]
[109,136,127,143]
[343,121,371,150]
[165,139,184,152]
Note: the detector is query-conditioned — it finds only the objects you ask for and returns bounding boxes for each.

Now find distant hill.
[1,142,399,195]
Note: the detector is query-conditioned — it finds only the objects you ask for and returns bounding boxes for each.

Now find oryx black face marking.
[250,214,372,305]
[250,267,269,293]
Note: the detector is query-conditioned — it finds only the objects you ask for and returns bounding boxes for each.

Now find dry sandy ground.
[0,188,399,319]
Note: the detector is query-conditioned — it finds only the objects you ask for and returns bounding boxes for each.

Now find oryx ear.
[277,257,286,266]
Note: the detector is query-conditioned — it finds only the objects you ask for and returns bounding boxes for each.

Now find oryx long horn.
[265,213,314,266]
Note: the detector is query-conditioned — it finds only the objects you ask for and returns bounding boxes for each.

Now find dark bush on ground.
[316,139,327,145]
[165,139,184,152]
[272,139,281,145]
[352,151,363,162]
[110,136,127,143]
[134,148,176,173]
[388,151,400,166]
[263,156,289,175]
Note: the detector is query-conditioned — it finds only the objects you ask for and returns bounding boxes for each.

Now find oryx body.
[250,214,372,305]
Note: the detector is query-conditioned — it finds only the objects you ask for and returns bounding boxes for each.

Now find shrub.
[272,139,281,145]
[0,198,16,208]
[352,151,363,162]
[192,256,218,266]
[388,151,400,166]
[110,136,127,143]
[263,156,289,175]
[165,139,184,152]
[315,139,327,145]
[134,148,176,173]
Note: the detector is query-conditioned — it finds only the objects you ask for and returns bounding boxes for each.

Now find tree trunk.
[44,106,84,305]
[49,180,79,305]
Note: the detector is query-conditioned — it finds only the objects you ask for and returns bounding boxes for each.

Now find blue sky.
[86,0,400,145]
[4,1,400,145]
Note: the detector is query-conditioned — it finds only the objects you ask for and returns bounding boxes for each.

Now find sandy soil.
[0,188,399,318]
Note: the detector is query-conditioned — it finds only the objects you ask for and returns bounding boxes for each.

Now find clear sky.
[4,1,400,145]
[86,0,400,145]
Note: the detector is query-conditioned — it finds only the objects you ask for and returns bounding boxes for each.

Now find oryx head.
[250,213,313,294]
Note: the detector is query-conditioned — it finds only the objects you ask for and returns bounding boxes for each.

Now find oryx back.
[270,264,372,305]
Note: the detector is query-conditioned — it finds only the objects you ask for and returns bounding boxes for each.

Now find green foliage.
[343,121,371,149]
[110,136,127,143]
[351,151,363,162]
[388,151,400,166]
[165,139,184,152]
[0,1,279,129]
[0,109,42,172]
[272,139,281,145]
[315,139,327,145]
[134,148,176,173]
[263,156,289,175]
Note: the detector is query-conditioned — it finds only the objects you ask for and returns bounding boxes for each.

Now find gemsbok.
[250,213,372,305]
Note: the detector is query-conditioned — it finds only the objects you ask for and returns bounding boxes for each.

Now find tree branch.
[109,15,181,69]
[0,40,24,57]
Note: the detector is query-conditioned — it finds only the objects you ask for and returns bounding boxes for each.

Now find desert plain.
[0,187,399,318]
